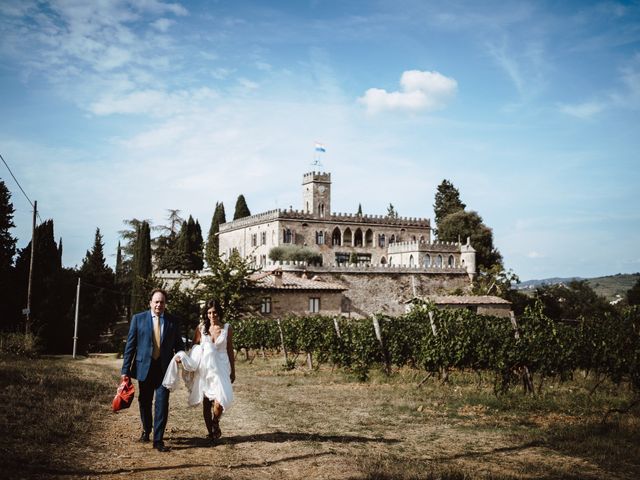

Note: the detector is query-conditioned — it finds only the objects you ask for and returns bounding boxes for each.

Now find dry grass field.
[1,354,639,479]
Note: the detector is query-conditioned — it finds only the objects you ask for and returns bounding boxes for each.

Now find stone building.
[219,171,476,275]
[209,171,478,317]
[252,269,347,317]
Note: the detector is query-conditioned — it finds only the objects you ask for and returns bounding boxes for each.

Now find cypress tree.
[79,228,117,352]
[357,203,362,216]
[205,202,226,267]
[433,179,466,232]
[0,180,17,331]
[233,194,251,220]
[192,219,204,270]
[14,219,75,352]
[130,221,152,313]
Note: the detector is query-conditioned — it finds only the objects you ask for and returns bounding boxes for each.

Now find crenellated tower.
[302,171,331,218]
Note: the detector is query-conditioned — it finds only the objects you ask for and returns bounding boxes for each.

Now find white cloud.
[151,18,175,32]
[358,70,457,114]
[89,87,218,117]
[558,101,605,119]
[527,251,546,259]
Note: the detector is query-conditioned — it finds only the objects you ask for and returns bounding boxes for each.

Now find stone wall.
[312,271,471,317]
[259,290,343,317]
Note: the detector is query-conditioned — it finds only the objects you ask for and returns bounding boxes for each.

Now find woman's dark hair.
[201,299,224,335]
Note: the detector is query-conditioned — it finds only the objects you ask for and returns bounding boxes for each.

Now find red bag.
[112,376,135,412]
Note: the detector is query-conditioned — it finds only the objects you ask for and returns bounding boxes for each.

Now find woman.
[189,299,236,440]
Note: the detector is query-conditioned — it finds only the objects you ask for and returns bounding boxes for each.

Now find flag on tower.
[314,142,326,153]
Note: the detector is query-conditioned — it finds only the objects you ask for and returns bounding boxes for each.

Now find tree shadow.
[171,430,399,450]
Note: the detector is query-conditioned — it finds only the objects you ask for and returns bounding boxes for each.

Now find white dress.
[163,323,234,411]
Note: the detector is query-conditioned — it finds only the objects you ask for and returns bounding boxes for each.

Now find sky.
[1,0,639,281]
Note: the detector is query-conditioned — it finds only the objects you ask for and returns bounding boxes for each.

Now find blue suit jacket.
[121,310,185,382]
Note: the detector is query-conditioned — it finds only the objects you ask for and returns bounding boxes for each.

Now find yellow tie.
[152,315,161,360]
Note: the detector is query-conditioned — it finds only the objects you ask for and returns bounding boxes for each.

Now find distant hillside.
[515,273,640,301]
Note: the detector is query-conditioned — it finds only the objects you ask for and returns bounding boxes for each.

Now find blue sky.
[1,0,639,281]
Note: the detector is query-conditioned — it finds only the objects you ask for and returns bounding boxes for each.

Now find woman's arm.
[192,326,201,345]
[227,325,235,383]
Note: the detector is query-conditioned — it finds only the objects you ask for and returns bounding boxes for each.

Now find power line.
[0,152,42,223]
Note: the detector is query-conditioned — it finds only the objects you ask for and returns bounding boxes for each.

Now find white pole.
[72,277,80,359]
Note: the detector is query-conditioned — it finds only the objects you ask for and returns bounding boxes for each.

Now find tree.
[628,277,640,306]
[198,251,259,322]
[14,219,76,352]
[176,215,204,270]
[438,210,502,269]
[233,194,251,220]
[0,180,18,331]
[78,228,118,352]
[154,209,186,271]
[357,203,363,216]
[386,203,398,219]
[535,280,615,321]
[205,202,226,267]
[130,221,152,313]
[433,179,466,232]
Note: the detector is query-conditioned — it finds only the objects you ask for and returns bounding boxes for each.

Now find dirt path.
[54,357,636,480]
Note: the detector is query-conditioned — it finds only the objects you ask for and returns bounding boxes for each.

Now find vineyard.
[232,303,640,395]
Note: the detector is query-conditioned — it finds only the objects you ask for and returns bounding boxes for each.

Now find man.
[121,289,185,452]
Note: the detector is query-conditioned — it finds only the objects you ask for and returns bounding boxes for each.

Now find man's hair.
[150,288,169,302]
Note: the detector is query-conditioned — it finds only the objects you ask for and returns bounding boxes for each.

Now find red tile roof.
[250,271,347,291]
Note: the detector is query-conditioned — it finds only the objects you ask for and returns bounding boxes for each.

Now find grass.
[0,355,116,476]
[0,352,638,479]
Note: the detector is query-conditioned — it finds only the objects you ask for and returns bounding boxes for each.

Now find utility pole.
[25,200,37,335]
[72,277,81,359]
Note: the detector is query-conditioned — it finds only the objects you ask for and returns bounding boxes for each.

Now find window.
[316,230,325,245]
[436,255,443,267]
[354,228,363,247]
[261,297,272,314]
[378,234,386,248]
[309,297,320,313]
[251,233,257,247]
[332,227,342,246]
[365,229,373,247]
[424,254,431,267]
[448,255,455,267]
[283,228,292,243]
[343,228,352,246]
[409,255,414,267]
[261,232,266,245]
[389,234,396,244]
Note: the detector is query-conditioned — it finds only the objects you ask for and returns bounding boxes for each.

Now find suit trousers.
[138,358,170,443]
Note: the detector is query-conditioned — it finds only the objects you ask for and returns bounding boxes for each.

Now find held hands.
[174,354,182,364]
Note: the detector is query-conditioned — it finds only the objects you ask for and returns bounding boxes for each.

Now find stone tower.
[302,171,331,218]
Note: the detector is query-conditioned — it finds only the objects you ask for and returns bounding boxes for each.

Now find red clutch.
[112,376,135,412]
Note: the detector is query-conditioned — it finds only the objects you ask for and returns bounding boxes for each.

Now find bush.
[0,332,42,357]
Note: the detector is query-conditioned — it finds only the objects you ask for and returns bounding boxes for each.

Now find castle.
[210,171,478,317]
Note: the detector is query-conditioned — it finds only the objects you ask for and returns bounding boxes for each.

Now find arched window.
[380,256,387,264]
[318,203,325,217]
[354,228,363,247]
[316,231,325,245]
[448,255,455,267]
[409,255,414,267]
[436,255,443,267]
[343,228,353,246]
[283,228,292,243]
[424,254,431,267]
[331,227,342,246]
[389,234,396,244]
[388,256,393,265]
[365,229,373,247]
[378,234,386,248]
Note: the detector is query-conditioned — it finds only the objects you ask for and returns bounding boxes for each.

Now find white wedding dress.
[163,323,234,411]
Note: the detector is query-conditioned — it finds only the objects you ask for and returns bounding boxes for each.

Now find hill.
[515,273,640,301]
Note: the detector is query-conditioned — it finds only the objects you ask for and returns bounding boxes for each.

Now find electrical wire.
[0,152,43,223]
